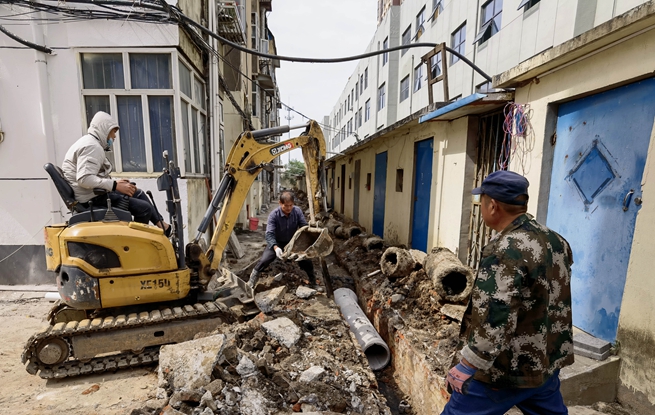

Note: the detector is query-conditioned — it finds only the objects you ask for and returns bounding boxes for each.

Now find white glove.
[275,247,284,260]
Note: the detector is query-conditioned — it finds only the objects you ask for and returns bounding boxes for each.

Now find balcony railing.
[217,1,246,45]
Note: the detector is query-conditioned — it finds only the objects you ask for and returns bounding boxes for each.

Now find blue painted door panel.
[411,139,434,251]
[547,77,655,342]
[373,152,388,237]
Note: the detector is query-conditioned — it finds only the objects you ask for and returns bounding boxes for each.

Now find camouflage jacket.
[461,213,574,388]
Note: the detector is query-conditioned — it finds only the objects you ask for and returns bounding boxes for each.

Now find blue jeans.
[441,370,567,415]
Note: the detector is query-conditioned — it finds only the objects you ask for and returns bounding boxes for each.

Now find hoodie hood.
[88,111,119,150]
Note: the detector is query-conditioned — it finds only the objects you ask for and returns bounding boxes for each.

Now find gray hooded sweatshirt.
[62,111,119,203]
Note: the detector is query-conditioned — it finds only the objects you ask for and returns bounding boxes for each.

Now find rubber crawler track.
[21,300,233,379]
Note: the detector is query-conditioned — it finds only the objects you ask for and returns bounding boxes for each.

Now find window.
[347,119,353,135]
[351,89,354,108]
[251,81,259,116]
[355,81,359,100]
[475,0,502,45]
[378,83,386,111]
[431,0,444,22]
[364,67,369,88]
[251,12,260,50]
[400,76,410,102]
[517,0,539,11]
[451,23,466,65]
[360,74,364,94]
[415,7,426,40]
[476,81,493,93]
[401,26,411,56]
[357,107,363,128]
[413,64,423,92]
[365,99,371,122]
[382,37,389,65]
[396,169,404,192]
[430,51,442,79]
[81,52,190,174]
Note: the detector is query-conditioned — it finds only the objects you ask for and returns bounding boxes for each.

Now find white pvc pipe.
[44,292,61,301]
[334,288,390,371]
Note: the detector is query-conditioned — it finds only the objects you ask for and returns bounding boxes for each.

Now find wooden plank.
[227,231,245,259]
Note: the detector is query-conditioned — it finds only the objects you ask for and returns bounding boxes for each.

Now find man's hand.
[116,180,136,197]
[446,360,477,394]
[275,247,284,260]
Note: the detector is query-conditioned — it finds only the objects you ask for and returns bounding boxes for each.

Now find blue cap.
[471,171,529,205]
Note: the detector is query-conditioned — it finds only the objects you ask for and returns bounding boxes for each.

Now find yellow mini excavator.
[23,120,333,379]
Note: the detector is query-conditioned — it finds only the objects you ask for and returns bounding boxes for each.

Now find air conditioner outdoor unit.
[260,39,269,54]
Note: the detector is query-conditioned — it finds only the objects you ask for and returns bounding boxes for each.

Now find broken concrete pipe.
[424,247,474,303]
[333,288,391,371]
[335,225,363,239]
[379,247,425,278]
[363,236,384,251]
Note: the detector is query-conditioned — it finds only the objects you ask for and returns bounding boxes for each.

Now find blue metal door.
[547,78,655,342]
[411,139,434,251]
[373,152,388,237]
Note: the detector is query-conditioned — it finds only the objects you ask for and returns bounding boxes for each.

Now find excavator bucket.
[283,225,333,260]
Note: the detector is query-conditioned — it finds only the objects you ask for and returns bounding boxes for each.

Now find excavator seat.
[44,163,131,225]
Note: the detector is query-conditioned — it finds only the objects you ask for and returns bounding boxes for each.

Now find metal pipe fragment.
[334,288,391,371]
[424,247,474,303]
[380,247,420,278]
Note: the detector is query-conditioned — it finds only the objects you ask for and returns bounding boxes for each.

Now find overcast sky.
[267,0,378,162]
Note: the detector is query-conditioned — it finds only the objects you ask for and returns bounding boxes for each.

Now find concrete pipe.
[334,288,391,371]
[380,247,416,278]
[325,218,343,235]
[424,247,475,303]
[364,236,384,251]
[335,225,363,239]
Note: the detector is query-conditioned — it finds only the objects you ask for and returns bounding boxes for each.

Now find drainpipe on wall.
[209,0,220,186]
[409,54,414,114]
[433,140,448,246]
[469,2,481,95]
[31,15,62,228]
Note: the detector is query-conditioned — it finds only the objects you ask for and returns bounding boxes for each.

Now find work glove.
[275,247,284,260]
[446,360,477,394]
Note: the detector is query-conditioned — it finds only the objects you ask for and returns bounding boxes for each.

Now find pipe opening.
[386,252,398,265]
[442,272,468,296]
[367,241,383,250]
[364,343,391,371]
[349,228,362,237]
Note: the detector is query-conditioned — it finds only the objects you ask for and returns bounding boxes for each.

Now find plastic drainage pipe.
[334,288,391,371]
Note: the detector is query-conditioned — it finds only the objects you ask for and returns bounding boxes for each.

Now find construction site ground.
[0,208,632,415]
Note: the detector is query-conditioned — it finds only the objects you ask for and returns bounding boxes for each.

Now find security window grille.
[382,38,389,65]
[401,26,411,56]
[431,0,444,21]
[400,76,410,102]
[517,0,539,10]
[81,52,196,174]
[430,51,442,79]
[451,23,466,65]
[378,83,386,111]
[475,0,502,45]
[415,7,426,40]
[413,64,423,92]
[365,99,371,122]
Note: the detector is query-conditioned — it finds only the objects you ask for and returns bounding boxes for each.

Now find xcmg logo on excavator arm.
[270,142,294,156]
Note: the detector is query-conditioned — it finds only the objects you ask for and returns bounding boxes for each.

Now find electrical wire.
[0,23,52,53]
[499,102,534,174]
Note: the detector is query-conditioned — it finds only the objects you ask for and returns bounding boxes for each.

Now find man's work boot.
[307,273,324,293]
[248,269,260,289]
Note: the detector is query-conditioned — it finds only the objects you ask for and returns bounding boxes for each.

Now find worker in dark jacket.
[248,191,316,289]
[442,171,574,415]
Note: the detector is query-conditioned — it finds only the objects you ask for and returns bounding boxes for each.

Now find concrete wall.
[506,19,655,414]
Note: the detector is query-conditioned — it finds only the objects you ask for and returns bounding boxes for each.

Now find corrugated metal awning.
[419,92,514,123]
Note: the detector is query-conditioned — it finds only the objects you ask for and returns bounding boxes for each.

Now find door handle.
[622,189,634,212]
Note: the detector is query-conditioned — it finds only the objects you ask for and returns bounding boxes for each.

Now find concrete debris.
[573,331,611,361]
[424,247,474,303]
[255,286,287,314]
[158,334,226,391]
[390,294,405,304]
[296,285,317,299]
[261,317,301,348]
[335,225,364,239]
[200,390,217,412]
[236,355,258,377]
[440,304,467,322]
[299,365,326,382]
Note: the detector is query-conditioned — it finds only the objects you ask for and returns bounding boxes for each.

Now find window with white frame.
[360,74,364,94]
[414,64,424,92]
[382,38,389,65]
[80,52,207,175]
[355,81,359,100]
[378,83,386,111]
[451,23,466,65]
[400,76,410,102]
[475,0,502,45]
[401,26,411,56]
[251,12,260,50]
[517,0,539,11]
[430,51,442,79]
[415,7,426,40]
[365,99,371,122]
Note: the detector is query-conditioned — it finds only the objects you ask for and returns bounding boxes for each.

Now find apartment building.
[326,1,655,412]
[0,0,281,284]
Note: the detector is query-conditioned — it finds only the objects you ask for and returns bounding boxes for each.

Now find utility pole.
[284,104,294,166]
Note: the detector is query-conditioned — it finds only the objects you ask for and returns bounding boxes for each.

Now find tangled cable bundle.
[499,102,535,174]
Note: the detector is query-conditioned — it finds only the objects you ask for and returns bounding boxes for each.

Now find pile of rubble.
[132,264,392,415]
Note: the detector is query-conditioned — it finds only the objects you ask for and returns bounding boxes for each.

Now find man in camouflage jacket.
[441,171,574,415]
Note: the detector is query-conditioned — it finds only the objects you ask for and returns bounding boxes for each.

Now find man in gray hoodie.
[62,111,170,234]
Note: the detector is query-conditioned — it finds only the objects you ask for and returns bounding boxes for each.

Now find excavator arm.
[187,120,330,285]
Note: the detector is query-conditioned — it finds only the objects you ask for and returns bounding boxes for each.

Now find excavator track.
[22,300,233,379]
